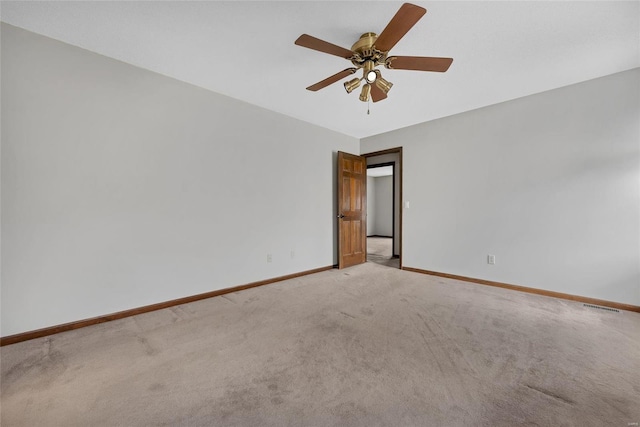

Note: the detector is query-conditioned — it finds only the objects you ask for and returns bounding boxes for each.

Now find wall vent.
[583,303,619,313]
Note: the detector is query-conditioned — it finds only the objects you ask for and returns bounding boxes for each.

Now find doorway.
[364,148,402,269]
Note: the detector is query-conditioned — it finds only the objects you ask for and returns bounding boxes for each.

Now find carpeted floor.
[367,237,399,269]
[2,263,639,426]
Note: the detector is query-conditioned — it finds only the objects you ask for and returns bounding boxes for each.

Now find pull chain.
[367,97,370,115]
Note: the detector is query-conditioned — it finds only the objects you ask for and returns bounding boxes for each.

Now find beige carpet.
[2,263,639,426]
[366,237,399,269]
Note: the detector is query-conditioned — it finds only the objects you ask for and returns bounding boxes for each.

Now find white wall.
[373,176,393,237]
[361,69,640,306]
[366,176,376,236]
[0,24,359,336]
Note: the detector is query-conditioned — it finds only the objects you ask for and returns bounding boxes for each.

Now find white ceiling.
[2,1,638,139]
[367,166,393,177]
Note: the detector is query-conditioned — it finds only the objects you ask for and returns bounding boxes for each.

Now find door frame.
[362,147,403,268]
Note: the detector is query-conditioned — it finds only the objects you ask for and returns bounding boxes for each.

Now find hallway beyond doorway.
[367,237,399,268]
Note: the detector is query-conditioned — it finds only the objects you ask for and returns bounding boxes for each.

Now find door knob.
[337,214,345,219]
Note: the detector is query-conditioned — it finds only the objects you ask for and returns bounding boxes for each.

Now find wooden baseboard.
[0,265,334,347]
[402,267,640,313]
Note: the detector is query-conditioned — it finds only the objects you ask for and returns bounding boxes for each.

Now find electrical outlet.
[487,254,496,265]
[267,254,272,263]
[290,250,295,259]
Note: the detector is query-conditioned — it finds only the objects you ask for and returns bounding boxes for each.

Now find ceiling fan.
[294,3,453,103]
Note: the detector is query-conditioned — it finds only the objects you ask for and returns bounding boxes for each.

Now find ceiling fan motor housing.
[350,32,387,67]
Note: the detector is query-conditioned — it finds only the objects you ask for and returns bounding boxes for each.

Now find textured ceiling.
[2,1,638,138]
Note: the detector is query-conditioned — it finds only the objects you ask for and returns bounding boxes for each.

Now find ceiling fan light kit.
[363,60,377,84]
[375,72,394,94]
[294,3,453,105]
[344,77,361,94]
[359,84,371,102]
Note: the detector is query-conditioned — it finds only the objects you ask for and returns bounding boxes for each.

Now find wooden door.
[337,151,367,269]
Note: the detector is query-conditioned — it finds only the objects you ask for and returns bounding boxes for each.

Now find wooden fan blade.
[374,3,427,53]
[295,34,354,59]
[386,56,453,72]
[306,68,357,92]
[370,83,388,103]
